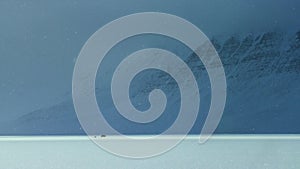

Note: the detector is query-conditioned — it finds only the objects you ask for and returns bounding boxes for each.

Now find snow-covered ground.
[0,135,299,169]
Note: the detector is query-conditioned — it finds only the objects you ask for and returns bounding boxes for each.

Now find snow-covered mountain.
[3,30,299,135]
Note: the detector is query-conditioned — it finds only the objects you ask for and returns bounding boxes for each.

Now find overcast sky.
[0,0,299,122]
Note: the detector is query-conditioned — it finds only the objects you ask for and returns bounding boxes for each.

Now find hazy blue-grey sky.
[0,0,299,122]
